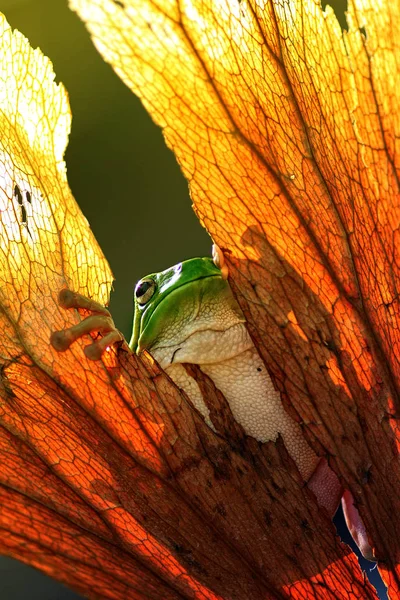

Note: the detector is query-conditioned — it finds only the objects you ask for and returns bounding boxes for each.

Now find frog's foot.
[212,244,229,280]
[51,289,125,361]
[342,489,375,561]
[308,459,374,561]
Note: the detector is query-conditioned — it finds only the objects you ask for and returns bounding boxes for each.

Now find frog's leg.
[51,289,125,360]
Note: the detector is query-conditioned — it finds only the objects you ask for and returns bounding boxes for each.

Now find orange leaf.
[0,12,373,600]
[68,0,400,597]
[0,9,380,597]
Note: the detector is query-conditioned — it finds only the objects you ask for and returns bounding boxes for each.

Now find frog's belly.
[165,347,319,481]
[200,347,319,481]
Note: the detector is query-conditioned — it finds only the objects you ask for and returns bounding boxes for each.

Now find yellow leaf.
[0,12,112,342]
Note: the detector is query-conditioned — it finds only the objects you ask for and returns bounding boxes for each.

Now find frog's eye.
[135,278,156,305]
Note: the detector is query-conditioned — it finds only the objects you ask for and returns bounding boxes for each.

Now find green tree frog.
[51,246,373,561]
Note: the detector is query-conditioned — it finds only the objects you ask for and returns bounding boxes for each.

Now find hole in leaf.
[321,0,348,31]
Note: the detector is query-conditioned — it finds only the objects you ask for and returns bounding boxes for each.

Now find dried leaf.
[1,11,374,600]
[67,0,400,597]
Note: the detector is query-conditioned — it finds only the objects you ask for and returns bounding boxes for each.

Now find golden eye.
[135,278,156,305]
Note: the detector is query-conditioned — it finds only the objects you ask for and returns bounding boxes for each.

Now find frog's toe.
[58,288,77,309]
[58,289,111,315]
[84,329,124,361]
[50,329,73,352]
[51,314,120,356]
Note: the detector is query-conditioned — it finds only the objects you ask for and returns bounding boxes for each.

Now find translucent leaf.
[67,0,400,597]
[0,13,374,600]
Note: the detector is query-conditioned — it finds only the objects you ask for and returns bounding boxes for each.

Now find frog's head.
[129,257,245,366]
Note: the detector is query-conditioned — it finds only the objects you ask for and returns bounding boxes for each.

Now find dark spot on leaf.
[0,364,16,398]
[170,541,206,574]
[212,460,231,480]
[20,204,32,239]
[360,465,372,484]
[20,204,27,225]
[171,541,184,553]
[285,553,297,564]
[263,510,272,526]
[215,503,227,517]
[209,448,232,480]
[14,184,22,205]
[324,338,337,352]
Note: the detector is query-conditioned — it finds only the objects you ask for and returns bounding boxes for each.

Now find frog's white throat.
[152,321,253,369]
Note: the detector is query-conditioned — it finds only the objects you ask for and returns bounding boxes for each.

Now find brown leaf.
[68,0,400,596]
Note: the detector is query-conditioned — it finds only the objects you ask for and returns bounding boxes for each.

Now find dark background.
[1,0,387,598]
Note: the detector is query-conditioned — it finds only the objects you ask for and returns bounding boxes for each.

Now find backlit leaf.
[0,11,376,599]
[67,0,400,597]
